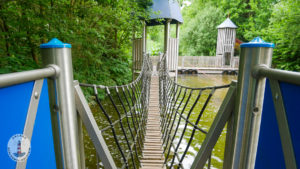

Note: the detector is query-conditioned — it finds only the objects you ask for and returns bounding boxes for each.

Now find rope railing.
[158,53,231,168]
[79,54,152,169]
[77,51,231,168]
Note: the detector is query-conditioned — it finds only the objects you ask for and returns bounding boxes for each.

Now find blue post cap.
[40,38,71,48]
[240,37,275,48]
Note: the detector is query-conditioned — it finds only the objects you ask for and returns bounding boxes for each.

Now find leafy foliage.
[0,0,149,89]
[180,3,223,56]
[178,0,299,71]
[266,0,300,71]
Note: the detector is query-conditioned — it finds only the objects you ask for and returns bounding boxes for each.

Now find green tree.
[179,0,299,71]
[180,3,223,56]
[220,0,277,41]
[266,0,300,71]
[0,0,150,87]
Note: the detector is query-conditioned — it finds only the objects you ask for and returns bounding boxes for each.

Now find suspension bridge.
[1,0,300,169]
[1,37,300,169]
[79,52,235,169]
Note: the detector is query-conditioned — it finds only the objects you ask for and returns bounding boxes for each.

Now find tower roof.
[217,18,237,29]
[147,0,183,26]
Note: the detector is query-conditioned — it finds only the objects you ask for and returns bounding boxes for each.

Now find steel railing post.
[231,37,274,169]
[40,38,82,169]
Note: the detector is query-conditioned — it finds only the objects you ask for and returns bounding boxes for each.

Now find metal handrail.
[253,64,300,85]
[0,65,59,88]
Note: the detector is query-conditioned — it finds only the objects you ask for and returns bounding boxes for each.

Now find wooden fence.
[150,56,239,69]
[133,38,143,70]
[178,56,239,68]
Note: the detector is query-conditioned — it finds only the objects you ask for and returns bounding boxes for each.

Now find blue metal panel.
[26,80,57,169]
[280,82,300,165]
[0,82,33,168]
[0,80,57,169]
[255,80,300,168]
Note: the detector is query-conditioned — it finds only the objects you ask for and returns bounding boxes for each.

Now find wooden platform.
[178,66,238,74]
[140,75,165,169]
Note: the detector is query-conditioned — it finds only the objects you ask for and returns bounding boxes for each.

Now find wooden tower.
[132,0,183,79]
[216,18,237,67]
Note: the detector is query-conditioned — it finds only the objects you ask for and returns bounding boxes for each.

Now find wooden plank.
[141,75,165,169]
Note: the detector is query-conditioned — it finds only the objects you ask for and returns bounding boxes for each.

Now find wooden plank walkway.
[140,75,165,169]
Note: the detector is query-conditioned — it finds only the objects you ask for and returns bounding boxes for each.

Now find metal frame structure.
[230,37,300,169]
[41,39,82,169]
[0,76,53,169]
[0,67,57,88]
[252,65,299,169]
[15,79,44,169]
[230,39,273,169]
[0,41,152,169]
[74,81,117,169]
[0,38,82,169]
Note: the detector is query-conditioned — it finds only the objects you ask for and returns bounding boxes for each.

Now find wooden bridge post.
[231,37,274,169]
[143,21,147,55]
[132,27,136,81]
[175,22,180,82]
[164,19,171,60]
[162,19,171,105]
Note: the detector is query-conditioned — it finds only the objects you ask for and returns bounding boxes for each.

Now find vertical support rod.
[164,19,171,66]
[175,23,180,82]
[41,38,81,169]
[142,21,147,55]
[223,108,235,169]
[231,37,274,169]
[78,117,85,169]
[231,29,236,68]
[163,20,171,106]
[132,27,136,81]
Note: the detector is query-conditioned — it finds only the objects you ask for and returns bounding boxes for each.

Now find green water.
[83,74,236,169]
[173,74,237,169]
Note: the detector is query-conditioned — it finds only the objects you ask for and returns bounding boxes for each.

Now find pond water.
[83,74,237,169]
[174,74,237,169]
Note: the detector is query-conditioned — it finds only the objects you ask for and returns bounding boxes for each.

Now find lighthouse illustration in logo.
[14,140,26,157]
[7,134,31,162]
